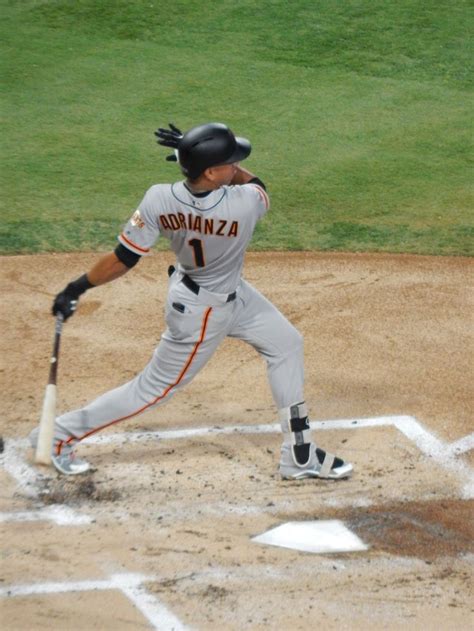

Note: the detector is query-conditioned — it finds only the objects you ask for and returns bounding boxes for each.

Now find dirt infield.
[1,252,473,630]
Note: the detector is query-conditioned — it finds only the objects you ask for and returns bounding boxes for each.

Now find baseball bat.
[35,313,64,465]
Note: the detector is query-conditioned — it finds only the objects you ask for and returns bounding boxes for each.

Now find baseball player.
[30,122,353,481]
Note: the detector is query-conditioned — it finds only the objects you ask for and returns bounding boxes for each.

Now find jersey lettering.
[160,215,171,230]
[193,215,202,232]
[216,220,227,236]
[228,221,238,237]
[177,212,187,230]
[168,214,181,230]
[159,212,239,238]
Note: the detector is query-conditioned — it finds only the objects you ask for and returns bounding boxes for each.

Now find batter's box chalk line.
[0,504,93,526]
[0,572,189,631]
[1,415,473,513]
[79,414,474,499]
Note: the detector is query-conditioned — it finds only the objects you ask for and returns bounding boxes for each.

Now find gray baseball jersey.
[118,181,270,293]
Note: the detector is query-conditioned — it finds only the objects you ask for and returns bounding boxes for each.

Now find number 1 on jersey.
[189,238,205,267]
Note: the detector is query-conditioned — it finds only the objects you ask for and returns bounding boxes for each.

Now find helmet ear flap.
[165,149,179,163]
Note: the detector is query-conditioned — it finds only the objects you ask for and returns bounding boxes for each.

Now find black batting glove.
[155,122,183,148]
[154,123,183,162]
[52,274,94,321]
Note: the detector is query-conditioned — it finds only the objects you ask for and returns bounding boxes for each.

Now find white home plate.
[252,520,368,554]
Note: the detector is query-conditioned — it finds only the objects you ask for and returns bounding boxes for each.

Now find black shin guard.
[280,402,313,467]
[289,416,312,465]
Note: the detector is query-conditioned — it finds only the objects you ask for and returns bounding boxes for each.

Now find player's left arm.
[52,250,134,321]
[52,186,161,320]
[87,250,132,285]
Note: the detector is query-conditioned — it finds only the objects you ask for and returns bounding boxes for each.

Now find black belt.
[168,266,236,302]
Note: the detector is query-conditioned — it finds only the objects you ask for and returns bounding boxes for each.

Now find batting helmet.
[177,123,251,180]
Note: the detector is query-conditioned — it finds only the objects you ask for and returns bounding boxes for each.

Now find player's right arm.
[230,165,259,185]
[228,165,270,221]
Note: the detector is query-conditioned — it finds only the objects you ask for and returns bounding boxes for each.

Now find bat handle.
[55,312,64,333]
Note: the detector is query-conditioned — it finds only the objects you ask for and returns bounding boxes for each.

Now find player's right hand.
[52,288,79,321]
[154,123,183,151]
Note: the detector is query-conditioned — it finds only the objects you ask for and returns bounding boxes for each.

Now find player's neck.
[184,180,216,195]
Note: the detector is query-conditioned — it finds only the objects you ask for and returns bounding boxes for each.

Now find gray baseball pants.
[55,276,304,453]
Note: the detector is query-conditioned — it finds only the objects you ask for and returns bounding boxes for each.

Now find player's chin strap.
[279,401,312,467]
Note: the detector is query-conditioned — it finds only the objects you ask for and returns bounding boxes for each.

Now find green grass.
[1,0,472,255]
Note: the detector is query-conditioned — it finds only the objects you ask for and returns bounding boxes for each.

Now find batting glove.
[52,274,94,321]
[154,123,183,162]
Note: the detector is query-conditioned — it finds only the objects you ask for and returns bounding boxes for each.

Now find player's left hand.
[52,287,79,321]
[51,274,94,321]
[154,123,183,162]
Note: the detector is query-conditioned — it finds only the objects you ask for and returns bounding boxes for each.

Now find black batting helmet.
[177,123,251,180]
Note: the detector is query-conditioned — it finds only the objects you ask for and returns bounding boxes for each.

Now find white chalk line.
[0,572,189,631]
[1,438,41,498]
[120,583,189,631]
[0,504,92,526]
[1,415,473,513]
[392,419,473,499]
[83,414,474,498]
[445,432,474,456]
[0,440,94,525]
[86,415,396,445]
[1,417,472,628]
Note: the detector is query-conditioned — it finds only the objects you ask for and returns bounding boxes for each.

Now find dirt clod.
[201,584,230,601]
[39,478,121,505]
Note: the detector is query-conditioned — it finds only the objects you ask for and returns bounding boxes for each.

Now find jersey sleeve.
[240,181,270,218]
[117,186,161,256]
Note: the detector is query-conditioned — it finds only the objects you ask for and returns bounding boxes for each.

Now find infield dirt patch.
[1,252,473,630]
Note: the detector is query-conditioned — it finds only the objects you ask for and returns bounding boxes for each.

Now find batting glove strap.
[65,274,95,298]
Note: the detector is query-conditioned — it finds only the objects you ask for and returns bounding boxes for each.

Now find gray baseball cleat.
[29,428,90,475]
[51,450,91,475]
[280,443,353,480]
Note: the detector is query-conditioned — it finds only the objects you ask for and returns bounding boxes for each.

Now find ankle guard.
[279,402,312,467]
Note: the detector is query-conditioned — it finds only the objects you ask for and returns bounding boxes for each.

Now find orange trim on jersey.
[56,307,213,455]
[120,233,150,254]
[251,184,270,210]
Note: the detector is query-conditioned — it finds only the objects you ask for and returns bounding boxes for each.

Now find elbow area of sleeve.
[114,243,141,268]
